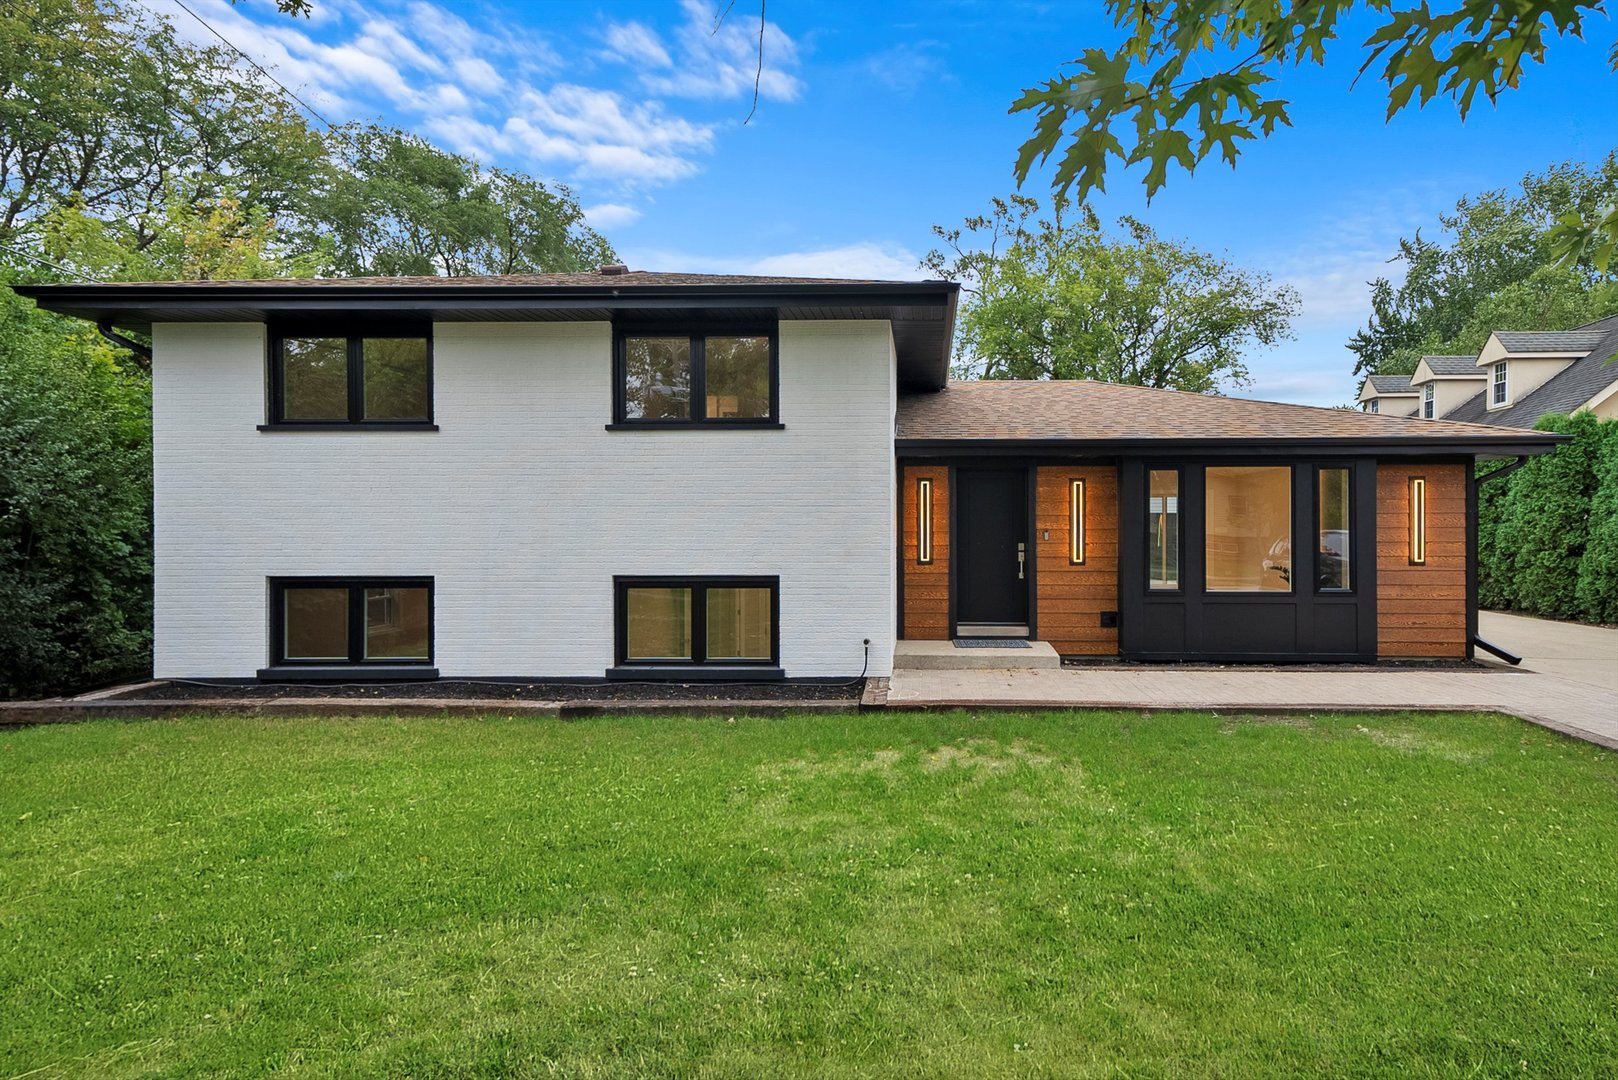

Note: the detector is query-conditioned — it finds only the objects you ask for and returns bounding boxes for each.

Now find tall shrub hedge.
[0,293,153,698]
[1477,411,1618,624]
[1576,419,1618,623]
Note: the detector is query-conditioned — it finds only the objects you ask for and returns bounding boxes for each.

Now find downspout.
[97,319,152,371]
[1469,456,1531,665]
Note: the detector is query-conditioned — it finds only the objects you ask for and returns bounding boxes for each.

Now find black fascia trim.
[894,436,1569,456]
[13,280,959,307]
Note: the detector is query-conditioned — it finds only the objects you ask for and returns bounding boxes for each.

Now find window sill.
[257,665,439,682]
[605,665,785,682]
[258,423,439,432]
[604,422,785,431]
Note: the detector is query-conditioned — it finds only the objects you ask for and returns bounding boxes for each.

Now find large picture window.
[613,577,779,673]
[1205,466,1292,593]
[614,328,778,426]
[270,578,433,668]
[269,328,432,427]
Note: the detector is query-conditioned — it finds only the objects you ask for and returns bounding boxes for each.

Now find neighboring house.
[1357,374,1420,415]
[1361,315,1618,426]
[19,271,1563,677]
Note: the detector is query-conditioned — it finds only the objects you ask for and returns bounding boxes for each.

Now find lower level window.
[616,577,778,666]
[273,578,432,665]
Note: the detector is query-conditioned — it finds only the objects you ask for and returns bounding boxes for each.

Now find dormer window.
[1492,361,1508,406]
[1422,383,1435,419]
[1367,399,1379,413]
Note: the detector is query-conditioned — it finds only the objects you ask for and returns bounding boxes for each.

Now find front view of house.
[18,271,1563,682]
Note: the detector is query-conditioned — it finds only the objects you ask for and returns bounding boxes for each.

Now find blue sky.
[154,0,1616,405]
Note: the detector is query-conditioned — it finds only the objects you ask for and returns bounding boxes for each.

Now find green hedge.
[0,292,153,698]
[1478,412,1618,624]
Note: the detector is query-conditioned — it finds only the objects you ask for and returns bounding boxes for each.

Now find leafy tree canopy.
[1348,155,1618,377]
[1012,1,1613,208]
[924,195,1300,392]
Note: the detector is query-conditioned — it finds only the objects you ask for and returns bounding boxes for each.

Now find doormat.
[953,638,1031,649]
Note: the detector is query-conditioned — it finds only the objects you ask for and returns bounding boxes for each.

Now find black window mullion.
[348,585,365,663]
[347,337,364,423]
[690,335,707,421]
[692,583,708,663]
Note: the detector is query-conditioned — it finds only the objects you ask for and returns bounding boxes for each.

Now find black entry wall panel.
[1202,602,1298,654]
[1118,457,1379,662]
[1137,604,1185,654]
[1310,604,1360,655]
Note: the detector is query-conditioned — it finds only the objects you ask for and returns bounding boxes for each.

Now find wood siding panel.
[1036,466,1119,656]
[1377,463,1467,659]
[901,466,950,640]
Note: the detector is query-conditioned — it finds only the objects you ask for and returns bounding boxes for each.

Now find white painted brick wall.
[150,320,897,679]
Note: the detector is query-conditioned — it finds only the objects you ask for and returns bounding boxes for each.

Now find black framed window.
[1315,467,1353,592]
[270,577,433,667]
[1147,469,1180,591]
[267,327,433,428]
[613,327,779,427]
[613,576,779,671]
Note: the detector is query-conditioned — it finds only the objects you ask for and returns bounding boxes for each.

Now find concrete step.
[894,640,1061,671]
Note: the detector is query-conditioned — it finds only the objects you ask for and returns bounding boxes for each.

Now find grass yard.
[2,711,1615,1078]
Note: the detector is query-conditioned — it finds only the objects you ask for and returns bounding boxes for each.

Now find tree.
[0,287,152,698]
[923,195,1299,391]
[1348,157,1618,377]
[315,126,615,277]
[1011,1,1613,211]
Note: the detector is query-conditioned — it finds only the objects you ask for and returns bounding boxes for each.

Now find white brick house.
[23,271,958,683]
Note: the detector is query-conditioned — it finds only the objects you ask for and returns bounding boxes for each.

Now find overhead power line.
[165,0,338,131]
[0,241,99,282]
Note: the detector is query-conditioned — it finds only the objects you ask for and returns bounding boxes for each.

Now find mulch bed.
[112,679,863,704]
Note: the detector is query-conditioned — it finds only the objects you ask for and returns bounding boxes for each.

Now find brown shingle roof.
[62,270,921,289]
[897,380,1552,443]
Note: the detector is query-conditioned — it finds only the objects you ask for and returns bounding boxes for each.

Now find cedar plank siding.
[901,465,950,639]
[1035,466,1119,656]
[1376,463,1467,658]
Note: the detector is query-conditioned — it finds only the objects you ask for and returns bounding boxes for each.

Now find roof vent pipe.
[598,263,629,275]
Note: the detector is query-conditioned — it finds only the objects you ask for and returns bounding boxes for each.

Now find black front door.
[955,468,1029,628]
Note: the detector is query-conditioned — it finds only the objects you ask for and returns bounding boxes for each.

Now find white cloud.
[603,22,672,69]
[583,203,644,230]
[150,0,735,189]
[604,0,803,104]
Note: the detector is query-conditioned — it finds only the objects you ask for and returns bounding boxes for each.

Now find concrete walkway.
[888,614,1618,750]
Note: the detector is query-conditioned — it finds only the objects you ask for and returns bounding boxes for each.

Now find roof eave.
[894,434,1569,457]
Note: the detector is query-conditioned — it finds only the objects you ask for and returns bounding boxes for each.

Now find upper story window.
[1367,399,1379,413]
[266,325,433,429]
[1422,382,1435,419]
[1492,361,1508,406]
[612,326,779,427]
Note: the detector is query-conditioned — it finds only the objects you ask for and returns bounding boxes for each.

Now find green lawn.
[2,711,1615,1078]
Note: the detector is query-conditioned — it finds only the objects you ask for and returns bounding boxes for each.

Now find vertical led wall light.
[1409,477,1427,564]
[1069,478,1086,564]
[917,478,933,564]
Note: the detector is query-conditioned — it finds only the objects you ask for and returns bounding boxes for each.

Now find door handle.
[1017,542,1026,580]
